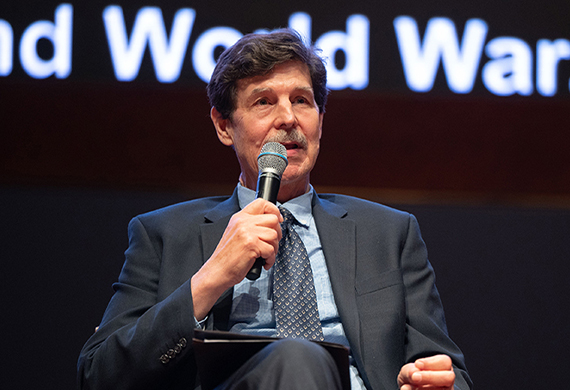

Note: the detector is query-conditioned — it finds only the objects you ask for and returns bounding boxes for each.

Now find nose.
[273,100,297,130]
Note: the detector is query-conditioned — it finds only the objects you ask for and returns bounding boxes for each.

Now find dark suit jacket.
[78,189,472,390]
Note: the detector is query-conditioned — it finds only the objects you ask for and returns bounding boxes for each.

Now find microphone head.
[257,142,288,177]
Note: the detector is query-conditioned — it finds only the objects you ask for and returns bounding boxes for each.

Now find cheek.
[307,114,323,141]
[307,125,322,151]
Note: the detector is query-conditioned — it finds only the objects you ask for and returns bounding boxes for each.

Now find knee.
[218,339,343,390]
[261,339,342,389]
[270,339,322,356]
[265,338,335,370]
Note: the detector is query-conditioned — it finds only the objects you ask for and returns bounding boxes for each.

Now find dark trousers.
[215,339,343,390]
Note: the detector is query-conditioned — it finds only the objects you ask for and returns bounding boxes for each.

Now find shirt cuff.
[194,315,208,329]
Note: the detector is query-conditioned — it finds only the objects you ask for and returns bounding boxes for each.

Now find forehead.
[234,61,313,98]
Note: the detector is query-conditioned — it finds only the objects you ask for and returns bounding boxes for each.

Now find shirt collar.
[237,183,313,228]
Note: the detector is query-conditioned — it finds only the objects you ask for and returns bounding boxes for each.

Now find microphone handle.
[246,258,265,281]
[246,172,281,280]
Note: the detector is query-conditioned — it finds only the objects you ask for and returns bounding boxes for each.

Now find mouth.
[281,142,301,151]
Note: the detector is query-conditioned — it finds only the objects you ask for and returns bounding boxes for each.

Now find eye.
[294,96,308,104]
[256,98,270,106]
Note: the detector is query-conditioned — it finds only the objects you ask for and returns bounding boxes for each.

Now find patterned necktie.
[273,207,324,341]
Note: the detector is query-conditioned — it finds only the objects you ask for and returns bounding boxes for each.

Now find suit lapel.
[312,195,362,365]
[200,190,240,263]
[199,189,241,330]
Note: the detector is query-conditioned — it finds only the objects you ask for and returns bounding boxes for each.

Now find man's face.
[212,60,323,200]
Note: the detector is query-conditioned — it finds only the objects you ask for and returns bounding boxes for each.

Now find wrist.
[190,267,231,321]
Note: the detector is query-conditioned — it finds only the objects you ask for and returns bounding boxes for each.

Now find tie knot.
[279,206,296,226]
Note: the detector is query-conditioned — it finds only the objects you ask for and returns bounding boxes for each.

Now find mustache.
[266,129,308,149]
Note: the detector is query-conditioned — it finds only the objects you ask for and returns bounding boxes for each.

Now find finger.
[258,226,280,270]
[410,369,455,387]
[243,213,282,232]
[217,220,277,262]
[242,198,270,214]
[256,224,281,251]
[415,354,453,371]
[403,387,451,390]
[263,254,276,270]
[397,363,420,387]
[243,198,282,220]
[235,211,282,243]
[255,239,279,262]
[252,212,283,245]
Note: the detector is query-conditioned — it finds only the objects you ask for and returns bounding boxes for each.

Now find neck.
[239,173,310,203]
[276,179,310,203]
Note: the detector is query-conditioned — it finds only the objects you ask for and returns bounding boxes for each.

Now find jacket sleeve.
[401,214,473,390]
[77,216,200,390]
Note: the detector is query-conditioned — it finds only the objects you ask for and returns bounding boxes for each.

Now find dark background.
[1,1,569,389]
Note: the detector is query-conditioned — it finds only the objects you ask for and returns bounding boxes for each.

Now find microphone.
[246,142,288,281]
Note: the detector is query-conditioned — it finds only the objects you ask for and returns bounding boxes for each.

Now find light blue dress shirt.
[229,183,366,390]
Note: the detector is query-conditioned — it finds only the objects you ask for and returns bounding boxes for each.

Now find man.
[78,29,472,390]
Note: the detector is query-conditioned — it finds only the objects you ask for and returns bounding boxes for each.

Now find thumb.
[243,198,282,221]
[397,363,420,387]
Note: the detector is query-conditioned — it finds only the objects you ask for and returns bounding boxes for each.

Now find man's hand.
[191,199,283,320]
[397,354,455,390]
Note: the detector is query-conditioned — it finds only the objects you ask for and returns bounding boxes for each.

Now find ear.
[211,107,234,147]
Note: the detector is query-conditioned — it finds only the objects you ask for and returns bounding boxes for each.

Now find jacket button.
[159,354,170,364]
[178,337,187,348]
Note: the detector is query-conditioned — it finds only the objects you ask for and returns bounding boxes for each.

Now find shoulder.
[317,193,411,222]
[315,193,419,240]
[141,195,232,218]
[132,195,234,232]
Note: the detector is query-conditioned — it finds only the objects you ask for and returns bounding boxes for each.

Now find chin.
[281,171,310,188]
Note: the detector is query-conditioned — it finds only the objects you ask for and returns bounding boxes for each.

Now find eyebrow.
[248,87,272,97]
[248,86,315,98]
[294,86,315,95]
